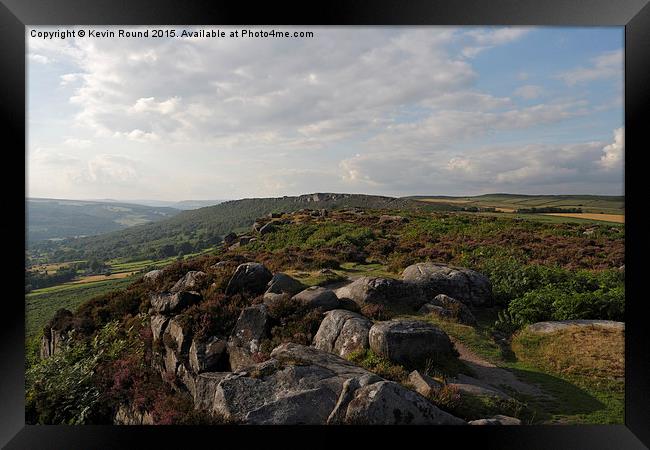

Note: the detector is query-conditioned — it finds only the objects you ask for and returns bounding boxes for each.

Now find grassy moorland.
[25,206,624,425]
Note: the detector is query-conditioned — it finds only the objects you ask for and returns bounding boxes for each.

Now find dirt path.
[451,338,549,399]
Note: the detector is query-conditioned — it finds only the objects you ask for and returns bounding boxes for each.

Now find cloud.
[27,27,623,199]
[29,54,50,64]
[557,49,623,85]
[338,138,620,196]
[462,28,531,58]
[514,85,543,100]
[600,127,624,170]
[82,154,139,184]
[64,138,92,148]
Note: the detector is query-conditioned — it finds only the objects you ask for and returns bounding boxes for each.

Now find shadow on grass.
[506,366,607,423]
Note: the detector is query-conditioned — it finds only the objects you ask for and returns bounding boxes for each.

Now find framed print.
[1,0,649,448]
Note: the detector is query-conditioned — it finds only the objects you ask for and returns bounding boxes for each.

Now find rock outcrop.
[468,415,522,425]
[313,309,372,357]
[334,276,425,311]
[206,343,465,425]
[265,273,305,297]
[171,271,207,293]
[189,336,228,373]
[292,286,340,311]
[143,269,164,284]
[418,294,477,326]
[401,262,492,307]
[225,263,273,296]
[368,319,455,367]
[150,291,201,315]
[408,370,443,398]
[227,304,272,371]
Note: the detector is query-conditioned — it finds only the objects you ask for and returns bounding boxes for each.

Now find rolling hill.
[29,193,442,263]
[27,198,181,243]
[410,194,624,214]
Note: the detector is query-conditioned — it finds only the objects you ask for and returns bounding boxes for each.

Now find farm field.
[543,213,624,224]
[25,246,220,340]
[413,194,624,215]
[25,276,135,338]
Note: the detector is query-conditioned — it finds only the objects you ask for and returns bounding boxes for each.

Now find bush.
[346,349,409,382]
[507,280,624,326]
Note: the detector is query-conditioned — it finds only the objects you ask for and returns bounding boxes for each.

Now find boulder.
[408,370,443,398]
[401,263,492,307]
[225,263,273,296]
[171,271,207,293]
[40,328,67,359]
[177,363,197,398]
[189,337,228,373]
[334,276,425,311]
[262,292,289,311]
[292,286,340,311]
[164,317,193,356]
[344,380,465,425]
[208,343,464,425]
[469,415,522,425]
[448,374,514,402]
[239,236,253,246]
[265,273,305,296]
[162,345,181,376]
[223,232,238,246]
[259,222,275,235]
[252,221,264,233]
[369,320,455,367]
[150,315,169,342]
[194,372,233,412]
[418,304,453,318]
[313,309,372,357]
[150,291,201,315]
[419,294,477,326]
[143,269,164,284]
[227,304,272,371]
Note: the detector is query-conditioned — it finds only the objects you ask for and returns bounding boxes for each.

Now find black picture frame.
[1,1,648,448]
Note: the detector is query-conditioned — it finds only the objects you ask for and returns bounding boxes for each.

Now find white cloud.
[83,154,139,184]
[29,54,50,64]
[462,28,531,58]
[64,138,92,148]
[27,26,623,199]
[514,85,543,100]
[600,127,624,170]
[557,49,623,85]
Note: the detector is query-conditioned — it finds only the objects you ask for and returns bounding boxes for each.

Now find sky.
[27,26,624,201]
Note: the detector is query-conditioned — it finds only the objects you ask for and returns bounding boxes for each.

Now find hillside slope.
[27,198,181,242]
[32,193,442,262]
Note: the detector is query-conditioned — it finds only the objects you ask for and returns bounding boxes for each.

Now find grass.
[25,276,135,338]
[508,325,624,424]
[406,312,623,424]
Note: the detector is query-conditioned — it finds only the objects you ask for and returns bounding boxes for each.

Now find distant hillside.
[410,194,624,214]
[31,193,439,262]
[119,199,226,210]
[27,198,181,243]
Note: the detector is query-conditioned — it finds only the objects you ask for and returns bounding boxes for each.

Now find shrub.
[346,349,409,382]
[507,281,624,326]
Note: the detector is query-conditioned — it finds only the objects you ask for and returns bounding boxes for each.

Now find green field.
[25,276,135,338]
[26,247,220,339]
[413,194,624,215]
